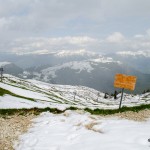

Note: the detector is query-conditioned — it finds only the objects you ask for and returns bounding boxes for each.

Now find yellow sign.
[114,74,137,90]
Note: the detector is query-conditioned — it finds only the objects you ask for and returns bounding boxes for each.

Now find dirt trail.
[112,109,150,121]
[0,114,35,150]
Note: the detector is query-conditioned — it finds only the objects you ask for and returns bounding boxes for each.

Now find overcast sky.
[0,0,150,54]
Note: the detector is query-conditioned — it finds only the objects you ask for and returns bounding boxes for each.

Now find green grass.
[3,79,75,105]
[84,104,150,115]
[0,104,150,117]
[0,87,35,101]
[0,87,11,96]
[0,107,65,116]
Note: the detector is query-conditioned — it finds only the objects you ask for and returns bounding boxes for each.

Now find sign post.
[114,74,137,109]
[0,67,4,82]
[119,88,124,109]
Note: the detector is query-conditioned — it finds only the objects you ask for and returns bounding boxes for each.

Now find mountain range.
[0,50,150,94]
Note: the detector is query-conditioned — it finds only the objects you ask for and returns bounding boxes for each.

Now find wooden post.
[119,88,124,109]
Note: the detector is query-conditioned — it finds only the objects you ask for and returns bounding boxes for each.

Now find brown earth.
[110,109,150,121]
[0,114,35,150]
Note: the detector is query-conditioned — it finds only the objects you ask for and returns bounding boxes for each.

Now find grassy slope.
[0,87,35,101]
[3,78,73,104]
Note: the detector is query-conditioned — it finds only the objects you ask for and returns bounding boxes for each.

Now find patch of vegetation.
[0,88,11,96]
[0,87,35,101]
[0,104,150,117]
[0,107,65,117]
[67,106,78,110]
[84,104,150,115]
[4,82,36,92]
[142,89,150,94]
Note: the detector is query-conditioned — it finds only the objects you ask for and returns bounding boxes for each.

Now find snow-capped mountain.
[40,57,121,80]
[21,58,150,94]
[0,61,23,76]
[0,50,99,69]
[1,50,150,94]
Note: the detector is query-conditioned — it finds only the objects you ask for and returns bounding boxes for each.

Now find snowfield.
[0,74,150,150]
[0,95,48,109]
[0,74,150,110]
[32,57,121,81]
[15,111,150,150]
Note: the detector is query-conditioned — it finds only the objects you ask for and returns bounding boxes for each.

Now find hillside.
[0,74,150,110]
[1,75,150,150]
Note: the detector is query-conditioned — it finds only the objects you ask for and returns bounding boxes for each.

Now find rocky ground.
[0,114,35,150]
[0,109,150,150]
[114,109,150,121]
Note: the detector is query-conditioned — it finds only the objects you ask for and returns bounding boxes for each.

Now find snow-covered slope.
[41,57,120,78]
[22,56,119,79]
[0,74,150,109]
[15,111,150,150]
[1,75,150,150]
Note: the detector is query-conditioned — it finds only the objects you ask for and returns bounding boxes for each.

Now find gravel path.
[0,114,35,150]
[114,109,150,121]
[0,109,150,150]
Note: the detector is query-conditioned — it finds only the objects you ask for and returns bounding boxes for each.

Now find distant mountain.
[0,62,23,76]
[0,50,98,69]
[1,50,150,74]
[21,58,150,94]
[107,50,150,74]
[1,50,150,94]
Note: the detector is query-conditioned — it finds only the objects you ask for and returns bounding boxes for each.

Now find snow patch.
[42,61,94,78]
[15,111,150,150]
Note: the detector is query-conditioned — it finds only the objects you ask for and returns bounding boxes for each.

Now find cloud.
[0,0,150,35]
[0,0,102,34]
[106,32,125,43]
[146,29,150,36]
[0,28,149,54]
[0,0,150,54]
[9,36,98,53]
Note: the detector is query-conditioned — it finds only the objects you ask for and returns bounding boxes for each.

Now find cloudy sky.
[0,0,150,54]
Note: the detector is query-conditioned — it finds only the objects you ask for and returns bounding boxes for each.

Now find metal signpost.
[114,74,137,109]
[0,67,4,82]
[119,88,124,109]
